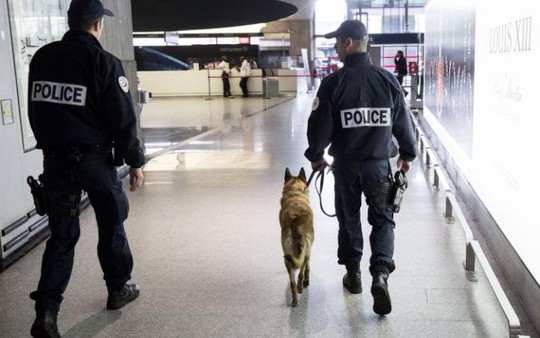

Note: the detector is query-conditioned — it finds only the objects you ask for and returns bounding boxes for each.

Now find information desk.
[137,69,303,97]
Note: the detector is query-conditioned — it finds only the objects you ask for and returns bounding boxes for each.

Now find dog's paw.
[292,299,299,307]
[303,279,310,287]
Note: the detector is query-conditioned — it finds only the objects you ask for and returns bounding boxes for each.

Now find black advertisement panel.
[135,45,260,71]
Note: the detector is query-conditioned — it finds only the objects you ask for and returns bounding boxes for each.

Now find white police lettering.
[118,76,129,93]
[32,81,86,107]
[340,107,391,128]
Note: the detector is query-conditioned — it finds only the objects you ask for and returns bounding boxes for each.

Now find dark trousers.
[222,73,231,97]
[240,77,249,97]
[396,74,408,95]
[332,159,395,275]
[32,151,133,311]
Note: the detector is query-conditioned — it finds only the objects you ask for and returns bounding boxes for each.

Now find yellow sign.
[1,99,14,125]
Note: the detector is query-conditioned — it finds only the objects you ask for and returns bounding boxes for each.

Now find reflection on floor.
[140,96,294,157]
[1,93,537,337]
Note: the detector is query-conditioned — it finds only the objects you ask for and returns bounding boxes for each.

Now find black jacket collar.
[62,30,103,49]
[343,52,372,67]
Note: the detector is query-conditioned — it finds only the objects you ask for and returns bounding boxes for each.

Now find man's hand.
[397,157,411,174]
[129,167,144,191]
[311,158,330,172]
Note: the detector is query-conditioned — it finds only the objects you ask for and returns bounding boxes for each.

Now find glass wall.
[314,0,425,78]
[313,0,347,76]
[7,0,69,151]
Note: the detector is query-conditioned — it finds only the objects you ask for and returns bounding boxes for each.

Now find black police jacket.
[28,30,145,168]
[305,52,417,163]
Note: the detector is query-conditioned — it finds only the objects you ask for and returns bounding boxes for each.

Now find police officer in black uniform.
[305,20,417,316]
[27,1,145,336]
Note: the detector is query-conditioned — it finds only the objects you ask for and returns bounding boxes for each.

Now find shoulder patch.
[118,76,129,93]
[312,97,320,111]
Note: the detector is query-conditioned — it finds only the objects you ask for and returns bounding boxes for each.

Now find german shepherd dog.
[279,168,314,306]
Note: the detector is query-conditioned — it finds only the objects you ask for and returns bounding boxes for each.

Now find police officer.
[27,1,145,336]
[304,20,417,316]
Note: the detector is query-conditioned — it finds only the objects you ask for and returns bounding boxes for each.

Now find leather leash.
[306,169,336,218]
[306,170,317,187]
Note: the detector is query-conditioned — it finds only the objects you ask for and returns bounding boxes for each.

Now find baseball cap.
[68,0,114,19]
[324,20,368,41]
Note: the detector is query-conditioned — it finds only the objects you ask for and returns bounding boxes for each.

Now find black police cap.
[324,20,368,41]
[68,0,114,19]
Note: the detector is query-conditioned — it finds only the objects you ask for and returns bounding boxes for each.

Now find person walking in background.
[27,0,144,336]
[394,50,408,96]
[304,20,417,316]
[239,56,251,97]
[217,55,232,98]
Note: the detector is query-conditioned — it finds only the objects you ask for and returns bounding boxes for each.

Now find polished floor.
[0,93,537,337]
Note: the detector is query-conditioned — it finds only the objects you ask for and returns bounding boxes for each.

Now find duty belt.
[43,143,112,156]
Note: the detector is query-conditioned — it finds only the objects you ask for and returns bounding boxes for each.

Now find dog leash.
[307,169,336,218]
[306,170,317,187]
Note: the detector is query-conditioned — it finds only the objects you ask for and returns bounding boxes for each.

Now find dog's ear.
[285,168,292,182]
[298,167,306,182]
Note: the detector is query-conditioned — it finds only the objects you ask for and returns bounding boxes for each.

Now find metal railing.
[410,112,529,338]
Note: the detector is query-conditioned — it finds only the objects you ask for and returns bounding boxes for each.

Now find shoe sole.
[107,289,140,310]
[31,325,60,338]
[371,284,391,315]
[343,275,362,294]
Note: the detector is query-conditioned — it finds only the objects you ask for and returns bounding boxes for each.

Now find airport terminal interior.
[0,92,535,338]
[1,0,539,337]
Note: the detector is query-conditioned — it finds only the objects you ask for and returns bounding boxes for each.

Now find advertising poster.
[424,0,475,158]
[425,0,540,280]
[473,0,539,279]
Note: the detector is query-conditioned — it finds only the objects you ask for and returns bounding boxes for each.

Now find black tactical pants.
[240,77,249,97]
[31,150,133,311]
[222,72,231,97]
[333,158,396,275]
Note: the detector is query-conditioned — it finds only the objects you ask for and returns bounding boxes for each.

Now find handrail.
[470,240,524,337]
[410,112,529,338]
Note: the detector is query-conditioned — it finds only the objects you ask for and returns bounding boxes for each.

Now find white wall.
[0,0,46,259]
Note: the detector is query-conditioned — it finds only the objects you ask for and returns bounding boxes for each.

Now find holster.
[389,170,408,213]
[113,143,124,167]
[27,175,48,216]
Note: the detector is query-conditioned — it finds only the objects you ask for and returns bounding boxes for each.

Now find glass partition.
[7,0,69,151]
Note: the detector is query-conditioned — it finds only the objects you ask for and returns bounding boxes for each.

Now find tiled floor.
[0,93,535,337]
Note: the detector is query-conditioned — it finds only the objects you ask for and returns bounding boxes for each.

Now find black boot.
[343,269,362,294]
[107,283,140,310]
[371,272,392,315]
[31,309,60,338]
